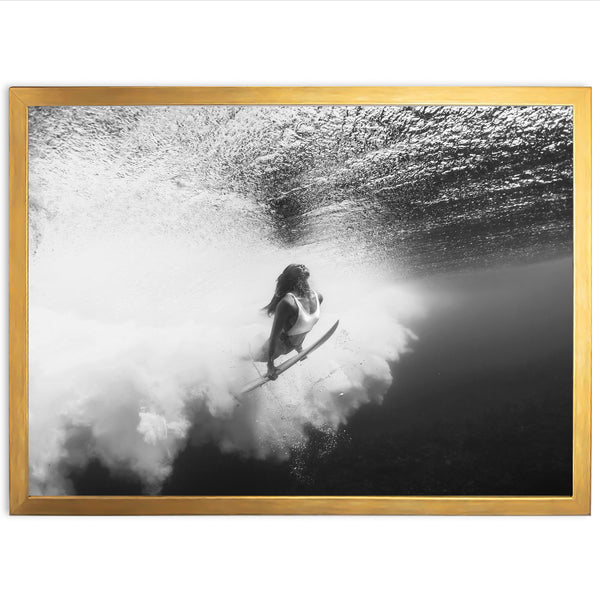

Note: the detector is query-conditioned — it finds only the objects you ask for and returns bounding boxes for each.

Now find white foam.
[28,107,422,494]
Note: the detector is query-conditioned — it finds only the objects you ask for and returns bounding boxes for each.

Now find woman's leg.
[251,340,269,362]
[287,332,307,353]
[252,336,288,363]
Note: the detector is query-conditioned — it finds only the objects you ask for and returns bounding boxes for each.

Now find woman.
[257,264,323,380]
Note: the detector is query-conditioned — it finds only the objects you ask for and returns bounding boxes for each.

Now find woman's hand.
[267,362,278,380]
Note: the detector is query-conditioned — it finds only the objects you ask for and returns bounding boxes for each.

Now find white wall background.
[1,2,597,599]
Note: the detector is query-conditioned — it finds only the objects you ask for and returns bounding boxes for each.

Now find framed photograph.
[9,87,590,515]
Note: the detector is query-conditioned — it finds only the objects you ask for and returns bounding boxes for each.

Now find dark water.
[71,257,572,496]
[30,105,573,274]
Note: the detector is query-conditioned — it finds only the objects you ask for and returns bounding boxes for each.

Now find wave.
[28,106,423,494]
[29,280,419,494]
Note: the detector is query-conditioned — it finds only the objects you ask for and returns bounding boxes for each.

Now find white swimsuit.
[286,291,320,336]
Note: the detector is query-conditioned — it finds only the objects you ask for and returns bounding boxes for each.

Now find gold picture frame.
[9,86,591,515]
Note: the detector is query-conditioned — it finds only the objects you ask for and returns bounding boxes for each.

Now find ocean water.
[28,106,573,495]
[155,258,572,496]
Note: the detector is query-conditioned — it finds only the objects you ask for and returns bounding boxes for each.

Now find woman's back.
[286,290,320,336]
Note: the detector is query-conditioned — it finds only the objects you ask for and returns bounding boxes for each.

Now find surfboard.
[240,320,340,394]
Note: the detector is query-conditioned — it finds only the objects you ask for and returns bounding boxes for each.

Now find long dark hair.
[263,264,311,316]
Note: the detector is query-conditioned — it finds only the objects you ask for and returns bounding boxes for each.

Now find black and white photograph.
[28,103,573,497]
[4,1,599,599]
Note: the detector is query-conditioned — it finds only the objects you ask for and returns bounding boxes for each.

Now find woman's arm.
[267,298,294,379]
